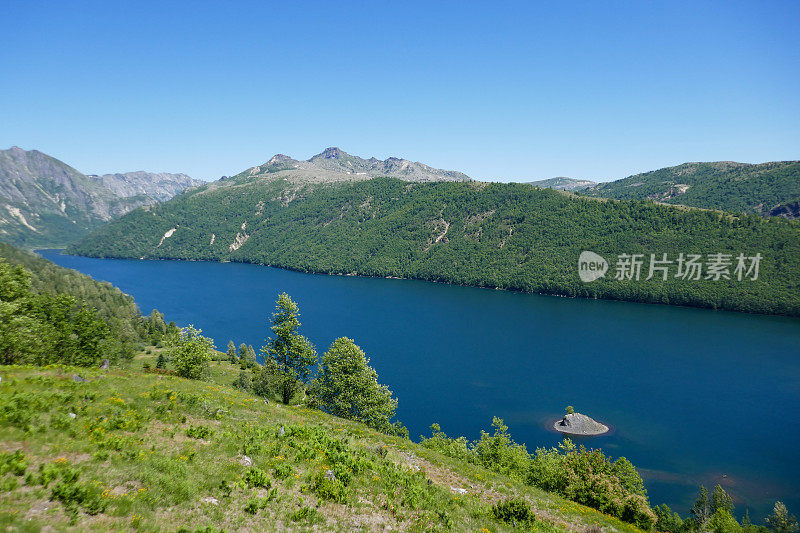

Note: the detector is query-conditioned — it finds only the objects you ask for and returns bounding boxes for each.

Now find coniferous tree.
[226,340,237,363]
[766,502,799,533]
[261,293,317,404]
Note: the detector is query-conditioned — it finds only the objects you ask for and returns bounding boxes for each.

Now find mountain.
[586,161,800,217]
[0,146,201,247]
[224,147,471,186]
[68,176,800,316]
[526,177,597,191]
[86,171,199,202]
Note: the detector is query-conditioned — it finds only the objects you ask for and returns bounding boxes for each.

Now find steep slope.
[0,147,199,248]
[68,177,800,316]
[586,161,800,216]
[0,242,172,358]
[224,147,471,186]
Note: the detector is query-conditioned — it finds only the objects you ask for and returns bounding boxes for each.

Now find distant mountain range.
[224,147,472,185]
[3,144,799,251]
[0,146,201,247]
[525,177,597,191]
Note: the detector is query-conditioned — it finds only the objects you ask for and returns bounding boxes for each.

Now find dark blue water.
[39,250,800,520]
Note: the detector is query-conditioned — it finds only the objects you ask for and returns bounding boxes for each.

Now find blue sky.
[1,1,798,182]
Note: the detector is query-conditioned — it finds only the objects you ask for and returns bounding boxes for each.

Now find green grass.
[0,357,644,532]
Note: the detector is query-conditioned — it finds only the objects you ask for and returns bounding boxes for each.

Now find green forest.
[0,242,177,365]
[68,177,800,316]
[585,161,800,215]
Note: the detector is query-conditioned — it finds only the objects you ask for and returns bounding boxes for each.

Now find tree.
[565,405,575,415]
[238,343,254,369]
[707,508,742,533]
[252,358,280,398]
[654,504,685,533]
[172,325,213,379]
[312,337,398,433]
[690,486,712,530]
[226,340,237,363]
[155,353,166,369]
[766,502,799,533]
[233,370,252,391]
[261,293,316,404]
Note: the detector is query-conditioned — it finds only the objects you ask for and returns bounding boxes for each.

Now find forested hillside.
[586,161,800,217]
[68,177,800,316]
[0,243,175,362]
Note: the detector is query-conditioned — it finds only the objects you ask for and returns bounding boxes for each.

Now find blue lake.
[39,250,800,520]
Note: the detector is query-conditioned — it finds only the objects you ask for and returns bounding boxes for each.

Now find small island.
[554,406,609,436]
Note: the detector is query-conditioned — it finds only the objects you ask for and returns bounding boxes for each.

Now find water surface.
[39,250,800,519]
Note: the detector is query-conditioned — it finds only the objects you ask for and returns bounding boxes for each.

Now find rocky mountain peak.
[314,147,346,160]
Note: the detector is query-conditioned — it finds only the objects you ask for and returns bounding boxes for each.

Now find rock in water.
[554,412,609,436]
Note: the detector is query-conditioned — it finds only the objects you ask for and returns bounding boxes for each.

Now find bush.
[50,467,107,519]
[232,370,252,392]
[244,468,271,488]
[566,405,575,414]
[492,498,534,524]
[172,326,213,380]
[313,471,347,503]
[0,450,28,477]
[185,425,214,440]
[473,418,530,481]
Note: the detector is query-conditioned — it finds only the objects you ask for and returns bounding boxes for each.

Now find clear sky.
[2,1,798,182]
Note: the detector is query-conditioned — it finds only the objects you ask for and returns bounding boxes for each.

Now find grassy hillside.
[68,177,800,316]
[0,358,643,532]
[586,161,800,216]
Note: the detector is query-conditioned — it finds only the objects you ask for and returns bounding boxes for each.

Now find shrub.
[185,425,214,440]
[473,418,530,481]
[313,471,347,503]
[171,325,213,380]
[273,462,294,480]
[0,450,29,476]
[232,370,252,392]
[566,405,575,414]
[50,468,107,519]
[244,468,271,489]
[492,498,534,524]
[419,423,475,463]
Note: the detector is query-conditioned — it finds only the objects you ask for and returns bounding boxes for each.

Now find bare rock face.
[554,412,609,436]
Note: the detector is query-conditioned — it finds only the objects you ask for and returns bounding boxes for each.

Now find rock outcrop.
[554,412,609,436]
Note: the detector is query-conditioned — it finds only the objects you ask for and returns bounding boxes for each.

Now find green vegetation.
[2,258,796,530]
[261,293,317,404]
[586,161,800,216]
[68,177,800,316]
[1,362,649,532]
[171,325,214,380]
[311,336,403,436]
[0,244,178,367]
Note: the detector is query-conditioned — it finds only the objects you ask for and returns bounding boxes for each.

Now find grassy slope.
[0,355,642,532]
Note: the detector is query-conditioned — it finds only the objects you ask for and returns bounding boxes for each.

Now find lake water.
[39,250,800,520]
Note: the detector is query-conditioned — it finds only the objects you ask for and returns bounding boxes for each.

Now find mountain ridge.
[227,147,472,185]
[0,146,200,247]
